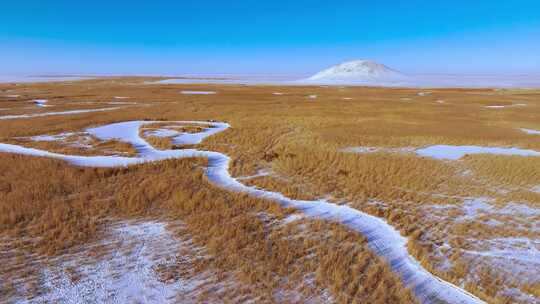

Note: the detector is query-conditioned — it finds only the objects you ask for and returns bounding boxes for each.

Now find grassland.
[1,78,539,303]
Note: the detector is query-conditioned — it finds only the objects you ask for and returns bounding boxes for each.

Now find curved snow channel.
[0,107,122,120]
[416,145,540,160]
[0,121,483,304]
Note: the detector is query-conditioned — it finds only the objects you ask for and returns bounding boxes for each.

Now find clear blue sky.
[1,0,539,75]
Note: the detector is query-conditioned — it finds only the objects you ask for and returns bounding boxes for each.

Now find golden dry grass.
[1,78,539,303]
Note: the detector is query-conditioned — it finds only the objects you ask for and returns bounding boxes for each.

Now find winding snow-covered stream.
[0,121,484,304]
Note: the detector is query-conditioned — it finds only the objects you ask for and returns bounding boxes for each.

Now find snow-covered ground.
[29,132,77,142]
[416,145,540,160]
[344,144,540,160]
[144,129,180,138]
[0,75,90,83]
[521,128,540,135]
[421,197,540,303]
[0,107,122,120]
[180,91,216,95]
[152,60,540,88]
[343,146,416,154]
[0,120,485,304]
[5,220,238,303]
[485,103,526,109]
[32,99,49,107]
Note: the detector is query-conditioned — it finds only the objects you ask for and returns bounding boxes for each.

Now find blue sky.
[1,1,539,75]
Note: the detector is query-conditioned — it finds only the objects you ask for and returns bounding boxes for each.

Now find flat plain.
[0,78,539,303]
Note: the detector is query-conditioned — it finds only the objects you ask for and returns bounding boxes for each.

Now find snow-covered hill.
[308,60,404,81]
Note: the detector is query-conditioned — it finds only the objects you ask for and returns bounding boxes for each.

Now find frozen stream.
[0,120,484,304]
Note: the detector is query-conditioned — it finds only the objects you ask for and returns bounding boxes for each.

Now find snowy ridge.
[0,121,484,304]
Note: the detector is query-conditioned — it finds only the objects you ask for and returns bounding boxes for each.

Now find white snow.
[435,100,445,104]
[33,99,49,107]
[343,146,415,154]
[521,128,540,135]
[308,94,317,99]
[236,168,272,180]
[485,103,526,109]
[27,220,210,304]
[498,203,540,217]
[0,107,122,120]
[180,91,216,95]
[107,101,136,105]
[144,129,180,138]
[308,60,403,81]
[460,198,494,219]
[464,238,540,264]
[0,75,89,83]
[150,70,540,89]
[0,120,484,304]
[4,94,20,98]
[30,132,76,142]
[417,92,431,96]
[416,145,540,160]
[114,96,130,99]
[301,70,540,88]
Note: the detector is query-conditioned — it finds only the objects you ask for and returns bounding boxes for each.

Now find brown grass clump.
[0,153,417,303]
[145,136,173,150]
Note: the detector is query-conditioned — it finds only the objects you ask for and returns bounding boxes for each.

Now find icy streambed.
[0,121,483,304]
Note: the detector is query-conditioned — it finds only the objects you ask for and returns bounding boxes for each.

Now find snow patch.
[485,103,526,109]
[343,146,415,154]
[144,129,180,138]
[416,145,540,160]
[521,128,540,135]
[33,99,49,107]
[180,91,216,95]
[29,220,208,304]
[0,107,122,120]
[30,132,76,142]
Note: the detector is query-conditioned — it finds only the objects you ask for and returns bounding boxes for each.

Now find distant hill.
[308,60,404,81]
